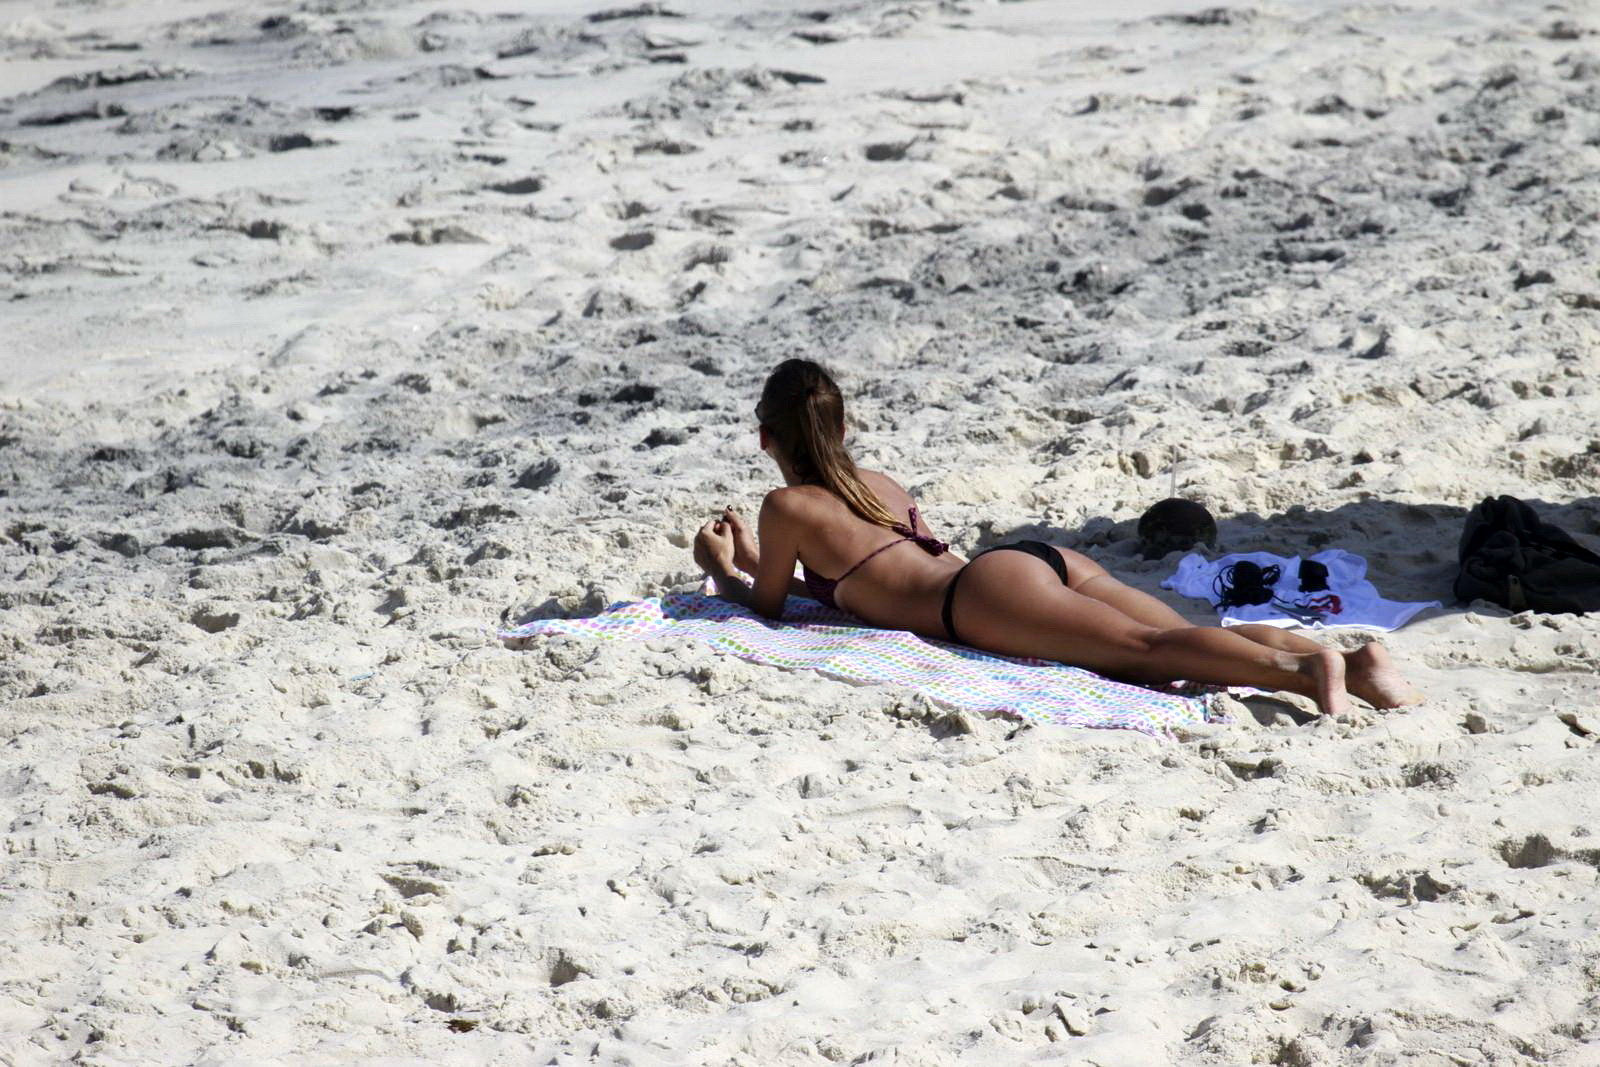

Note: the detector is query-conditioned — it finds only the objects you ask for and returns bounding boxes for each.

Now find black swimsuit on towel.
[939,540,1069,644]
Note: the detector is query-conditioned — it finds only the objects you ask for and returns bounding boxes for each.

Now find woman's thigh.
[1048,545,1191,629]
[953,551,1156,674]
[1052,546,1107,590]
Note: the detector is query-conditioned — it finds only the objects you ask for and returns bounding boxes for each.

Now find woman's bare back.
[766,470,964,636]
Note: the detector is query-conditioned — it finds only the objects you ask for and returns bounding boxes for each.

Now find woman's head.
[756,359,897,527]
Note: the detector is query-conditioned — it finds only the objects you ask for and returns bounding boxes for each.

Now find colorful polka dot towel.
[499,593,1218,739]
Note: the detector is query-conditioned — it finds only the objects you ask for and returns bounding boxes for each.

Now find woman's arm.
[748,491,804,619]
[726,505,809,598]
[694,492,803,618]
[694,521,751,606]
[721,506,760,574]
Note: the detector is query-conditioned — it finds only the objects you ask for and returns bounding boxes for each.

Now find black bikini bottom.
[939,540,1070,644]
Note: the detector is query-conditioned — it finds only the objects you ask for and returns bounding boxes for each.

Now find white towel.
[1162,549,1440,631]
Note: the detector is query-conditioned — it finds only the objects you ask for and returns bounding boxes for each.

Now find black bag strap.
[1527,528,1600,568]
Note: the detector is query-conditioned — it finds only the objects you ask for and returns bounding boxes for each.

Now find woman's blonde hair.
[757,359,898,528]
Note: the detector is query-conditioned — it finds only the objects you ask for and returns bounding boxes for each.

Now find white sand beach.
[3,0,1600,1061]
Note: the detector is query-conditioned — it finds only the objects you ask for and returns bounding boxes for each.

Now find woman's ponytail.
[758,360,900,529]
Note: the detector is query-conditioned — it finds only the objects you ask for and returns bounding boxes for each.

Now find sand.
[3,0,1600,1062]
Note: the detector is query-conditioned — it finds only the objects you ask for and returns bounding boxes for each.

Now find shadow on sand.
[981,494,1600,622]
[505,496,1598,640]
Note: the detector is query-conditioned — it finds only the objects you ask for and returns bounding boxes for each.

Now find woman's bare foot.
[1304,648,1351,717]
[1344,642,1424,709]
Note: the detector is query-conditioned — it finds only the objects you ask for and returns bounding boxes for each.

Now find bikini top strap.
[904,506,948,554]
[833,535,912,584]
[835,507,948,584]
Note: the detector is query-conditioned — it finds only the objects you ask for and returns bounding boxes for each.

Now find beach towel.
[1163,549,1439,631]
[500,593,1217,739]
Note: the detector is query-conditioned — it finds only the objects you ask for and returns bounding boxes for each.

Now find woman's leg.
[952,551,1349,715]
[1057,547,1420,709]
[1058,547,1322,644]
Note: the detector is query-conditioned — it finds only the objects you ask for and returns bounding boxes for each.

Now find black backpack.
[1454,495,1600,615]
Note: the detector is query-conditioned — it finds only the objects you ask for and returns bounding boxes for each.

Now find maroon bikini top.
[802,506,949,610]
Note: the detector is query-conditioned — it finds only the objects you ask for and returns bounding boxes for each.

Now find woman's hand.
[693,518,737,576]
[722,505,759,574]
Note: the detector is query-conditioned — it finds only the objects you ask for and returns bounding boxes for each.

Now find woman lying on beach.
[692,359,1422,717]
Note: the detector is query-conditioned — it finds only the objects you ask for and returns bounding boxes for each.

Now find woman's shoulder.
[857,468,913,505]
[760,484,834,517]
